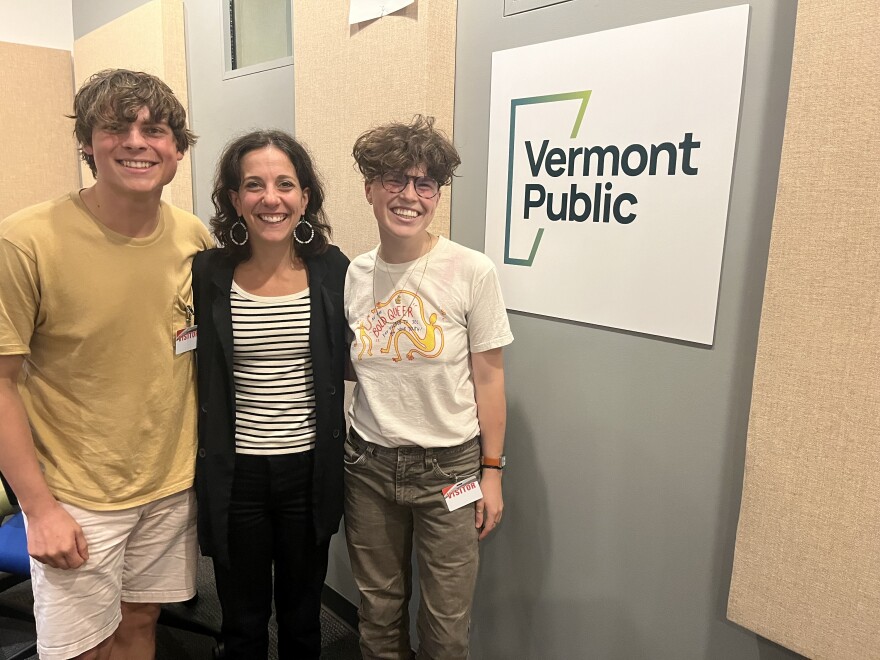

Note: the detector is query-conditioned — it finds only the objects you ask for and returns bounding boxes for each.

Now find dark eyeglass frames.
[380,172,440,199]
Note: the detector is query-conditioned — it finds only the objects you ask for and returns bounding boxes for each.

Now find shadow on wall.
[470,401,550,657]
[467,403,652,659]
[757,637,807,660]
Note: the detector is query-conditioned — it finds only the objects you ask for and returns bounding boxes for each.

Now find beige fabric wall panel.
[728,1,880,657]
[293,0,457,259]
[73,0,193,212]
[0,42,79,220]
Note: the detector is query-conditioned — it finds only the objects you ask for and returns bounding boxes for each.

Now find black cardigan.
[192,246,350,568]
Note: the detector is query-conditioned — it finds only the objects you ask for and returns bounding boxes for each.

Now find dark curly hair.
[211,131,331,261]
[71,69,195,177]
[352,115,460,186]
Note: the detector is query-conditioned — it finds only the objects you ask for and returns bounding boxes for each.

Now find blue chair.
[0,512,29,575]
[0,478,37,660]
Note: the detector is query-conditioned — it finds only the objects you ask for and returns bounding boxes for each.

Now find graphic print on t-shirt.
[356,289,445,362]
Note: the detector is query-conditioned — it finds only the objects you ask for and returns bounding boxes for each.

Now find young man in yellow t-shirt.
[0,69,211,660]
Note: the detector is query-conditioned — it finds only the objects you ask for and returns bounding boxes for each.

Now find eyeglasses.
[380,172,440,199]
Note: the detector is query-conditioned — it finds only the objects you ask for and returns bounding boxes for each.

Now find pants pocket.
[430,443,480,482]
[343,435,369,467]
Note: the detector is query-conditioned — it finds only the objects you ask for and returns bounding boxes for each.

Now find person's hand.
[475,470,503,540]
[25,501,89,569]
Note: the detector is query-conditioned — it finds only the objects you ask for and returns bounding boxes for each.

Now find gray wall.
[184,0,295,221]
[451,1,802,659]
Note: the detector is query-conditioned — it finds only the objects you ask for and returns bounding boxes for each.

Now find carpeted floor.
[0,557,362,660]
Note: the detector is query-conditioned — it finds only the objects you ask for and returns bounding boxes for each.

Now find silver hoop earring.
[294,217,315,245]
[230,218,249,246]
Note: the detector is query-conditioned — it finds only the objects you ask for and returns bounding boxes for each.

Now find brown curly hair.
[352,115,460,186]
[211,131,331,261]
[71,69,195,177]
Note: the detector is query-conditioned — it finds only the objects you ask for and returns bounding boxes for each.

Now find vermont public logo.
[485,6,749,344]
[505,90,702,266]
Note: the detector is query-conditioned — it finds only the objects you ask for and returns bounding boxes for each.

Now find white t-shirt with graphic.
[345,236,514,448]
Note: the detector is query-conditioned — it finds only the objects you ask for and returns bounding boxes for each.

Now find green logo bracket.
[504,90,591,266]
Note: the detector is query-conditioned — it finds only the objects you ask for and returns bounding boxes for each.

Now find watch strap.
[480,455,506,468]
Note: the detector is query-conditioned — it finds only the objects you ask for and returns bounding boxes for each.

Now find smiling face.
[366,164,440,249]
[229,146,310,252]
[83,106,183,199]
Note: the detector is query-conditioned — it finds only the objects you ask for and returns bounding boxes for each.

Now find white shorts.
[26,488,198,660]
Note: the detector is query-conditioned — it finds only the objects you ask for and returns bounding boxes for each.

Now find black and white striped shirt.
[231,282,316,455]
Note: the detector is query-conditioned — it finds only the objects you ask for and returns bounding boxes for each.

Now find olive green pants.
[343,430,481,660]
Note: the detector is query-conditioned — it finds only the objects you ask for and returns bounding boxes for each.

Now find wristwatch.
[480,455,506,470]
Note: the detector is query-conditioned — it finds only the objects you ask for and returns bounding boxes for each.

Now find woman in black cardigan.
[192,131,349,659]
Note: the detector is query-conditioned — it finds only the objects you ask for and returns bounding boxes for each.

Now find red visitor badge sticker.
[175,325,198,355]
[442,475,483,512]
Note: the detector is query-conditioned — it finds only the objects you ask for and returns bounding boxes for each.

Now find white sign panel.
[485,6,750,345]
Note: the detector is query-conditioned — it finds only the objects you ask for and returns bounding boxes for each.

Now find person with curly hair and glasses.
[192,131,349,658]
[343,115,514,659]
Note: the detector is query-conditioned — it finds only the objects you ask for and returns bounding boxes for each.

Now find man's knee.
[113,602,161,660]
[119,601,161,631]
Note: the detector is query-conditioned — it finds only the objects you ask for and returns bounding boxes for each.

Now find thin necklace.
[372,234,435,309]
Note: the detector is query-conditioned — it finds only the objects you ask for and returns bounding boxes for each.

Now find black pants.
[213,452,330,659]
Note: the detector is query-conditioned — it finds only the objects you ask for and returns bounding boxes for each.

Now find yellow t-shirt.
[0,192,212,510]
